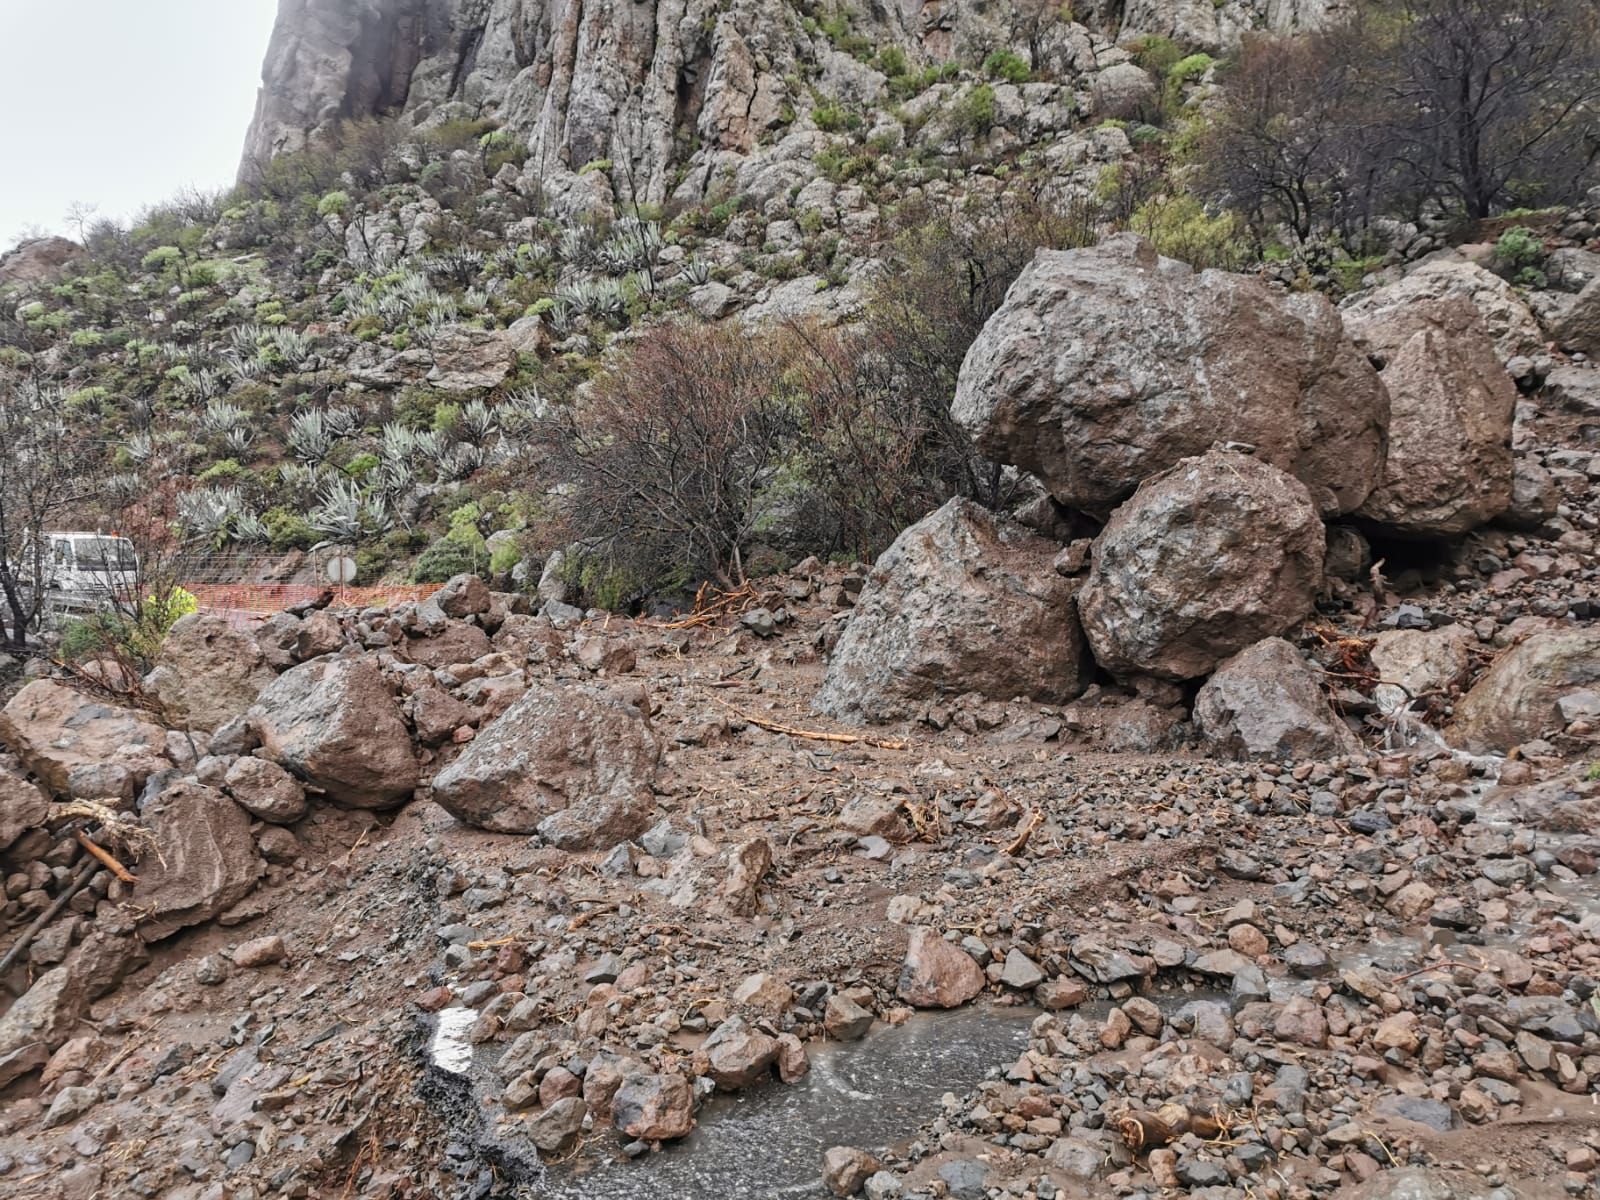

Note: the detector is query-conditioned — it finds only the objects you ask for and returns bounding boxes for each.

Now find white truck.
[18,532,140,612]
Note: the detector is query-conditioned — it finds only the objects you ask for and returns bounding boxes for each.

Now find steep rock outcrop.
[242,1,1337,203]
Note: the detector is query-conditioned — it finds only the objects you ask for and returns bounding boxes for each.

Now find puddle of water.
[528,1003,1038,1200]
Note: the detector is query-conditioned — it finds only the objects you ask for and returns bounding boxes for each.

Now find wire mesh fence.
[186,582,441,623]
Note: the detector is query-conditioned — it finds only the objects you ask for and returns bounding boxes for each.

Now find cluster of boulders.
[0,572,672,1093]
[815,233,1600,765]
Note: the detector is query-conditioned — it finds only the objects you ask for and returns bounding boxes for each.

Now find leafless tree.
[0,376,92,649]
[1372,0,1600,220]
[1197,32,1387,244]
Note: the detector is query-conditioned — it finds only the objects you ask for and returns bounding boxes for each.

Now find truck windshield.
[73,538,137,571]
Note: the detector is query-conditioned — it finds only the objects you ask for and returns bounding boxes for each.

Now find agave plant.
[459,399,498,442]
[177,486,242,544]
[288,410,337,464]
[373,457,417,499]
[324,406,359,438]
[599,220,663,274]
[558,226,600,266]
[267,327,319,372]
[439,442,486,482]
[180,367,227,403]
[104,472,143,503]
[379,421,419,466]
[233,512,271,545]
[223,426,256,458]
[123,432,155,463]
[681,257,713,286]
[227,323,264,355]
[500,387,549,431]
[424,248,485,286]
[200,399,247,434]
[413,429,450,472]
[307,478,365,541]
[276,462,323,493]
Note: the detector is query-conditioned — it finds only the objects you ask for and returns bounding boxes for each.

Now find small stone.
[824,994,874,1041]
[527,1096,586,1154]
[999,949,1044,990]
[822,1146,883,1197]
[231,935,286,968]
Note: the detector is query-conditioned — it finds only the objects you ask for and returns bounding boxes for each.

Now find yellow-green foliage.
[1131,194,1248,270]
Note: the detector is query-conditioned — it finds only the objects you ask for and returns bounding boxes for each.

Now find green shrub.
[983,49,1031,84]
[317,189,351,217]
[263,506,316,551]
[950,84,997,141]
[489,539,524,574]
[346,452,380,478]
[141,245,182,274]
[813,100,855,133]
[198,458,245,483]
[1494,226,1546,286]
[1131,194,1248,271]
[877,46,908,77]
[432,402,461,435]
[408,537,479,583]
[60,587,198,669]
[1130,34,1184,75]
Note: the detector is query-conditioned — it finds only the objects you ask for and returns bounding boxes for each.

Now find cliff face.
[240,0,1341,201]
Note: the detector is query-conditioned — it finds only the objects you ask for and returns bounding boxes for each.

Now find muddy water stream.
[430,1002,1037,1199]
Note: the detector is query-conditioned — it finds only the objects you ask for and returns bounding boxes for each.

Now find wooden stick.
[709,695,907,750]
[1004,809,1044,857]
[1390,960,1476,983]
[0,857,101,980]
[77,831,137,883]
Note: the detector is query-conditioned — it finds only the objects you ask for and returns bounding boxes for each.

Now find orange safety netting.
[187,582,441,619]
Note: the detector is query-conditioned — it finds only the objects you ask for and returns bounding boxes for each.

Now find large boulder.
[1078,450,1326,681]
[952,234,1388,517]
[0,767,50,850]
[1194,638,1359,761]
[248,657,419,808]
[813,498,1090,724]
[144,612,277,732]
[1550,276,1600,355]
[0,236,86,287]
[1450,626,1600,753]
[429,682,659,847]
[1341,256,1546,364]
[402,620,492,670]
[0,680,165,796]
[1343,298,1514,536]
[132,783,265,941]
[223,756,309,824]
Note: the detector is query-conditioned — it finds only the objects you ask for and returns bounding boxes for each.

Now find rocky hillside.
[4,2,1600,1198]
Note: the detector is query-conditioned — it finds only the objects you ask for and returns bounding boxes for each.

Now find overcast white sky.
[0,0,280,250]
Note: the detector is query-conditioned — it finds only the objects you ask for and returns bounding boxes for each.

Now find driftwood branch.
[709,694,907,750]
